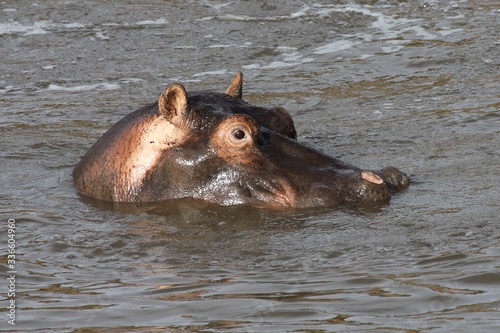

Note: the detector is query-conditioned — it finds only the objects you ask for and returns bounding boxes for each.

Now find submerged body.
[73,72,409,208]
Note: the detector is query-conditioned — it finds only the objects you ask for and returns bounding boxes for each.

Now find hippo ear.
[158,84,188,125]
[225,71,243,99]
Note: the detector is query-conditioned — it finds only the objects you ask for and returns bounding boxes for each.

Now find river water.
[1,0,499,332]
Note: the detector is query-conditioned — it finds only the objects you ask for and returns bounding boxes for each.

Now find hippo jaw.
[184,167,298,207]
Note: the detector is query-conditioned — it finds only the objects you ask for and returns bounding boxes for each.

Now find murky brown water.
[1,0,499,332]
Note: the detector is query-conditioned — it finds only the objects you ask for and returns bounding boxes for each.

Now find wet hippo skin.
[73,72,409,208]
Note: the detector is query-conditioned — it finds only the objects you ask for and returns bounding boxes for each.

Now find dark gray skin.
[73,72,409,208]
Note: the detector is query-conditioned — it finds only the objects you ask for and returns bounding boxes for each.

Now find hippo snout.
[343,167,409,204]
[378,167,410,193]
[290,167,409,208]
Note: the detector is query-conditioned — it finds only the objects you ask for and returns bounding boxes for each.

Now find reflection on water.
[1,0,499,332]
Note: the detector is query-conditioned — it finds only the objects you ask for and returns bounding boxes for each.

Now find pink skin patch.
[361,171,384,185]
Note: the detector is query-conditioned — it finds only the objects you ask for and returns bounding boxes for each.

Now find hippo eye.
[233,129,246,140]
[224,122,254,148]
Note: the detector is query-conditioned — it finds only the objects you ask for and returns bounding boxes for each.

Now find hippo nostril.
[361,171,383,185]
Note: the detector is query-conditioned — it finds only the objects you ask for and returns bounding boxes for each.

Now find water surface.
[1,1,499,332]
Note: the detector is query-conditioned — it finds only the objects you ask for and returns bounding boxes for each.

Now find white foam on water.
[0,21,51,35]
[446,14,466,19]
[381,40,406,53]
[174,45,197,49]
[0,20,88,35]
[290,5,310,19]
[204,0,308,20]
[196,16,214,22]
[403,25,437,40]
[274,47,313,67]
[241,3,460,67]
[192,69,229,77]
[263,61,299,69]
[102,22,120,27]
[309,3,449,56]
[120,78,146,84]
[136,18,168,26]
[219,14,256,21]
[382,45,405,53]
[277,46,303,62]
[0,85,15,94]
[219,6,313,22]
[243,45,315,70]
[241,64,260,70]
[63,22,86,29]
[203,1,233,10]
[313,40,357,55]
[0,18,169,38]
[47,83,120,92]
[438,28,464,36]
[94,31,110,40]
[207,44,237,48]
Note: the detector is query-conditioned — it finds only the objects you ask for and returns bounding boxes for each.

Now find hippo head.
[73,72,409,208]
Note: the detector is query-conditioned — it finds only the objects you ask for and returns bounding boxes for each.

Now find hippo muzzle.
[210,126,409,208]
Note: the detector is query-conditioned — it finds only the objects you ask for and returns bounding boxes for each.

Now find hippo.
[73,72,409,208]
